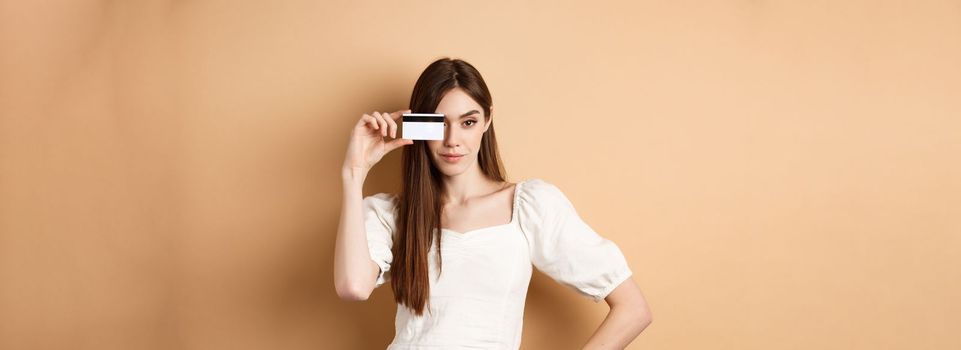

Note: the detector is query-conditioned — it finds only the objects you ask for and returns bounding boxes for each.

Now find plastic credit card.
[402,113,445,140]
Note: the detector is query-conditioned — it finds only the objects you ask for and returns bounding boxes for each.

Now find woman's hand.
[342,109,414,177]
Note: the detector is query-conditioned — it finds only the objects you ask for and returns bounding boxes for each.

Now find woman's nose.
[443,123,459,147]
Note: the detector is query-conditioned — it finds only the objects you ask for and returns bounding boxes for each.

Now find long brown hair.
[391,57,507,315]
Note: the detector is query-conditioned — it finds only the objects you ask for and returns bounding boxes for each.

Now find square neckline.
[440,179,527,237]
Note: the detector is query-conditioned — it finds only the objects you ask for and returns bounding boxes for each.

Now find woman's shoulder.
[364,192,398,201]
[514,178,584,235]
[362,192,400,217]
[516,178,571,209]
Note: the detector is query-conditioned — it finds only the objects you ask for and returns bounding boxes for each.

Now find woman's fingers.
[370,112,381,136]
[361,114,378,130]
[385,137,414,152]
[362,109,410,139]
[389,109,411,120]
[389,109,410,139]
[379,112,390,137]
[385,113,398,138]
[373,112,388,137]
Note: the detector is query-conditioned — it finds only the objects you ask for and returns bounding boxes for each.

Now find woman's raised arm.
[334,109,412,301]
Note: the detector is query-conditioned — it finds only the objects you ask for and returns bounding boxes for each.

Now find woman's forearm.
[582,303,652,349]
[333,167,379,301]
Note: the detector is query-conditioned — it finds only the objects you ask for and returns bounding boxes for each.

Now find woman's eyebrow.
[458,110,480,118]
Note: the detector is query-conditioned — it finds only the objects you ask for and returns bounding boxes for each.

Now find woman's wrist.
[341,165,369,185]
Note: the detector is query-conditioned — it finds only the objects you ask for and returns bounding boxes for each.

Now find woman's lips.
[440,154,464,163]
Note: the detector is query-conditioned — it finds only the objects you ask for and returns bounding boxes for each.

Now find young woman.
[335,58,652,349]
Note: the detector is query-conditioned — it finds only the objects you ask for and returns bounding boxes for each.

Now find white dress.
[362,178,633,349]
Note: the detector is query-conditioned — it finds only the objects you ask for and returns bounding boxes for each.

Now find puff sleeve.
[362,193,397,288]
[517,179,633,302]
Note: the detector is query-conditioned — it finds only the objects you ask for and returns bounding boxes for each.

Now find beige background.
[1,0,959,349]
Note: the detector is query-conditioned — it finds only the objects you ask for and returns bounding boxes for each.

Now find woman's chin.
[435,163,469,177]
[438,167,464,177]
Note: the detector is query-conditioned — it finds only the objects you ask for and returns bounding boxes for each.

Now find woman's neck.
[440,165,500,205]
